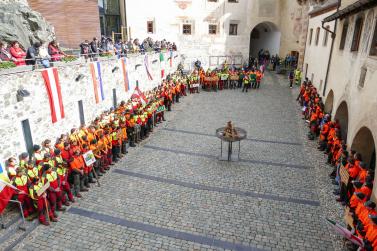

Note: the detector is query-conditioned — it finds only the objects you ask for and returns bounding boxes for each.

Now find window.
[209,24,217,35]
[308,28,313,45]
[147,21,154,33]
[339,21,349,50]
[351,17,364,51]
[208,0,217,2]
[228,0,238,2]
[323,26,330,46]
[315,27,320,45]
[370,20,377,56]
[98,0,121,36]
[359,67,367,88]
[183,24,192,35]
[229,23,238,35]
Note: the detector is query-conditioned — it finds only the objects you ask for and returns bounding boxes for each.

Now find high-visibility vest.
[111,132,118,141]
[33,152,43,164]
[19,160,27,169]
[7,165,17,177]
[56,166,66,176]
[14,175,27,187]
[27,166,39,180]
[29,181,43,200]
[43,171,58,189]
[37,160,55,172]
[55,156,67,176]
[55,156,63,165]
[294,70,301,79]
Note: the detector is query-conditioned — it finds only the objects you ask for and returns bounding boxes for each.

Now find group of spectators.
[297,80,377,250]
[196,67,264,92]
[0,36,177,68]
[79,36,177,61]
[3,73,187,225]
[250,49,297,73]
[0,40,65,68]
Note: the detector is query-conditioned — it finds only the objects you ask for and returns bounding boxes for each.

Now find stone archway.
[351,126,376,169]
[324,90,334,114]
[334,101,349,142]
[249,21,281,63]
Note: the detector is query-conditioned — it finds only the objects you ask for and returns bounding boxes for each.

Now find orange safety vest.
[70,155,85,172]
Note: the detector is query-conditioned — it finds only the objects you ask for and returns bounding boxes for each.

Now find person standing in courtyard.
[289,70,294,88]
[242,74,250,92]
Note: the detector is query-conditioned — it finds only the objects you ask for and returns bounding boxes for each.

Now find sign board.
[204,77,219,82]
[230,75,239,81]
[220,75,229,81]
[37,181,50,197]
[190,84,200,88]
[344,206,354,228]
[83,150,96,166]
[156,105,166,113]
[340,165,350,185]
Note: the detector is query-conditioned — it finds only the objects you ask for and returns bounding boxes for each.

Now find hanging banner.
[120,57,130,92]
[41,67,65,123]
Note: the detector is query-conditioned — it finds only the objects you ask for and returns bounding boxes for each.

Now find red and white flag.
[0,164,15,214]
[41,68,65,123]
[131,86,148,106]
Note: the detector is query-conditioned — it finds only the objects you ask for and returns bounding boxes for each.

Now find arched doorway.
[249,22,281,64]
[351,127,376,170]
[334,101,349,142]
[324,90,334,114]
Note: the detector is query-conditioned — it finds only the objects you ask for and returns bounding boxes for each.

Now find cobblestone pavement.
[5,71,344,251]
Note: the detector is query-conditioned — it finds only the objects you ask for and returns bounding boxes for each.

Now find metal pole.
[322,0,341,97]
[220,139,223,158]
[1,214,4,229]
[238,140,241,160]
[9,199,26,230]
[228,141,232,161]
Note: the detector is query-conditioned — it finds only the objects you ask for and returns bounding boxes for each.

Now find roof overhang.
[309,1,338,18]
[323,0,377,22]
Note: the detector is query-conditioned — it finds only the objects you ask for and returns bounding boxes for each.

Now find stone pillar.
[297,4,310,70]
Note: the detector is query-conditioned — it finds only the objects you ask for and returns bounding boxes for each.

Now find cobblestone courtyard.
[3,72,344,250]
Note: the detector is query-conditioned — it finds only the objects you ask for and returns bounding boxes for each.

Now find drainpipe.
[322,0,341,97]
[124,0,128,40]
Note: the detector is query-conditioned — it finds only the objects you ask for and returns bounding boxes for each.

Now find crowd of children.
[297,80,377,250]
[5,74,186,226]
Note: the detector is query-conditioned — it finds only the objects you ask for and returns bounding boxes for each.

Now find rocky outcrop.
[0,1,55,49]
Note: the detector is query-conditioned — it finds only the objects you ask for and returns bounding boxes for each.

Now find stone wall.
[0,52,180,160]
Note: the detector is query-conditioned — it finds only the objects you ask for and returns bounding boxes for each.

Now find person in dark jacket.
[26,42,41,65]
[0,41,12,62]
[90,37,101,60]
[80,40,92,61]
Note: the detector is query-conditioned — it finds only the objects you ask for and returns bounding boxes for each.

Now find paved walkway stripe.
[113,169,320,206]
[144,145,313,170]
[162,128,302,146]
[3,221,38,251]
[68,207,264,251]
